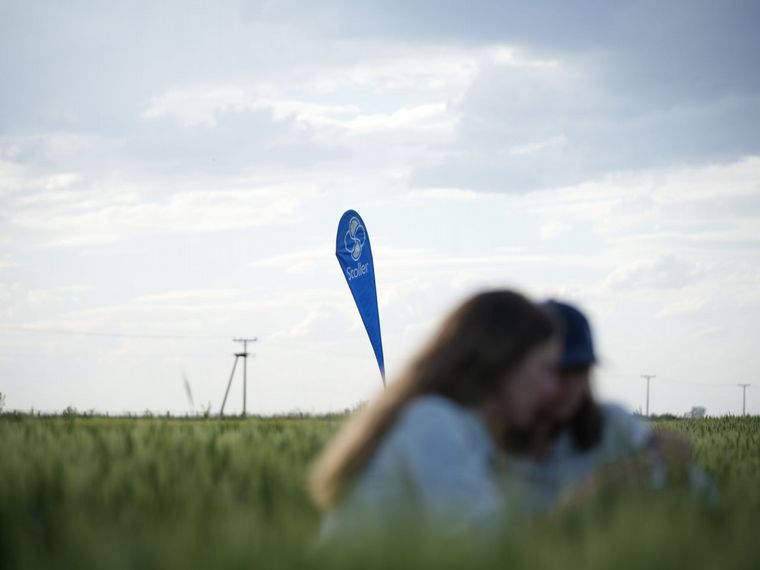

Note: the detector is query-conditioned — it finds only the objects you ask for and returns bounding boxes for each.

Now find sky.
[1,0,759,416]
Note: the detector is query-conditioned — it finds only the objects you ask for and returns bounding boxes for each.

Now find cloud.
[252,247,332,273]
[339,103,454,134]
[521,156,760,247]
[132,289,246,304]
[406,187,485,201]
[255,245,548,273]
[411,55,760,192]
[237,1,757,192]
[143,86,364,131]
[298,1,760,107]
[10,287,358,349]
[654,293,709,319]
[604,255,706,291]
[10,185,315,247]
[144,84,454,135]
[26,286,93,306]
[143,87,257,128]
[8,1,755,196]
[540,222,569,240]
[0,160,31,195]
[267,307,338,341]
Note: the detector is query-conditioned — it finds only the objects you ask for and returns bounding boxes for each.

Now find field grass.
[1,414,759,569]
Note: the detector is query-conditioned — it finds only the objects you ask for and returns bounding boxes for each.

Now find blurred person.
[309,290,561,539]
[503,300,713,518]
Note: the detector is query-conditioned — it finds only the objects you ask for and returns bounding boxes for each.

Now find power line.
[0,325,231,340]
[650,378,739,389]
[602,372,741,389]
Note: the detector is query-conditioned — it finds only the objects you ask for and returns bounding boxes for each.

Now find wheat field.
[1,414,758,569]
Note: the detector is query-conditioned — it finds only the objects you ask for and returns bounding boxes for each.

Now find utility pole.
[220,337,257,417]
[738,384,751,416]
[641,374,656,417]
[234,338,257,417]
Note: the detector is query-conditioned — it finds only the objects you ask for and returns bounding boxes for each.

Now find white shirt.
[503,403,653,517]
[322,395,507,539]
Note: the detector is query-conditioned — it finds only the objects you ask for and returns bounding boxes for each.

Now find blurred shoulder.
[600,402,640,421]
[399,394,466,423]
[599,401,652,449]
[391,395,477,444]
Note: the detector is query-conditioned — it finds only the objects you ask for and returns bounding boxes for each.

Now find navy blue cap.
[543,300,597,368]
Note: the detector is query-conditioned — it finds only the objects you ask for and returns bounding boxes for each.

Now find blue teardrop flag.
[336,210,385,385]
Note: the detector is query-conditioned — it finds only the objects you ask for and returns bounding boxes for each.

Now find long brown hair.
[564,370,604,451]
[309,289,556,510]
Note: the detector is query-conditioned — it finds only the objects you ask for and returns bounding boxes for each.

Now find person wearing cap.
[502,299,709,518]
[310,290,562,541]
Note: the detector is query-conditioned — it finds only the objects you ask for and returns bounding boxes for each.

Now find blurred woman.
[309,290,560,538]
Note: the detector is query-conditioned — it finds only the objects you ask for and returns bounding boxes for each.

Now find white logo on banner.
[344,216,366,261]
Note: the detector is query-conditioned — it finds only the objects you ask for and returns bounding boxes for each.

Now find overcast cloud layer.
[1,1,759,416]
